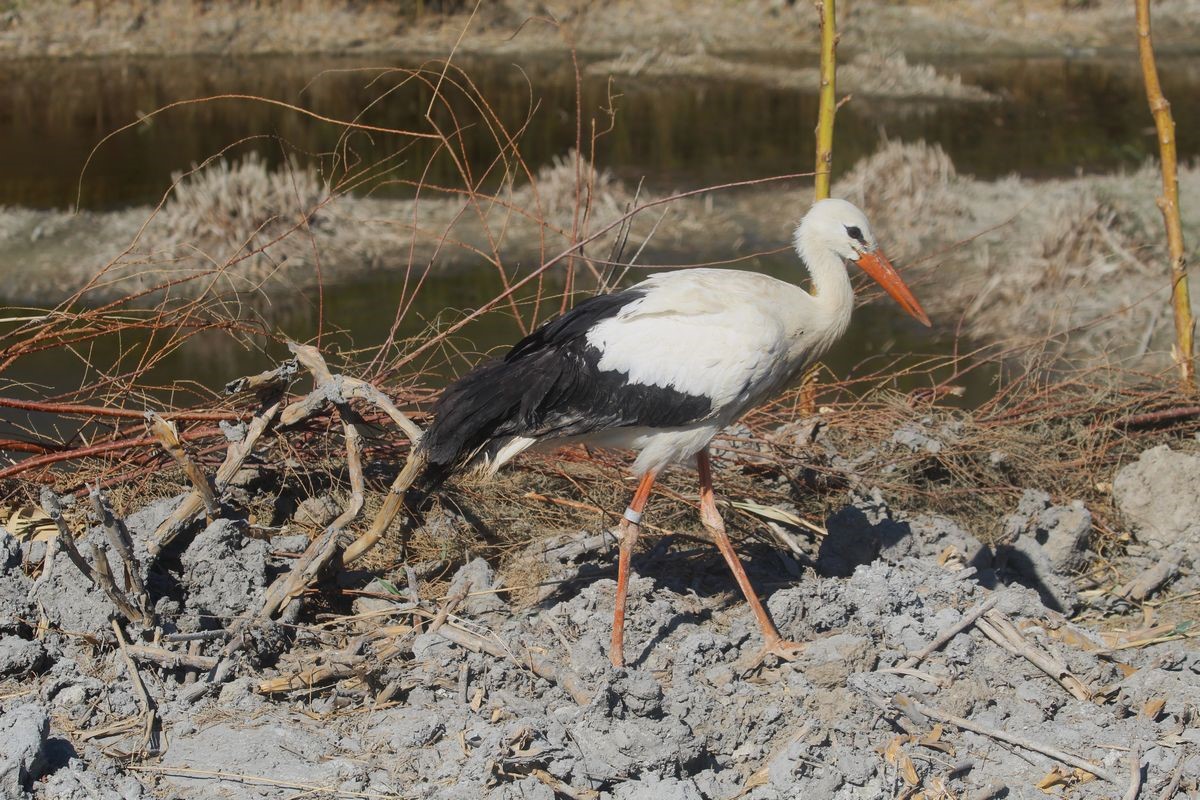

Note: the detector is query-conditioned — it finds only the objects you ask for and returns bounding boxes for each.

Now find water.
[1,54,1196,210]
[4,51,1196,440]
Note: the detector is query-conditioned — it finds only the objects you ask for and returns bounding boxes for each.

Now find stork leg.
[696,447,804,668]
[610,470,658,668]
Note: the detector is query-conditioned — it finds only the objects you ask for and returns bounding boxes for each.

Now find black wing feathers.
[417,287,711,488]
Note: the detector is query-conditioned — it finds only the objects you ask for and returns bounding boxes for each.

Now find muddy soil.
[1,413,1197,799]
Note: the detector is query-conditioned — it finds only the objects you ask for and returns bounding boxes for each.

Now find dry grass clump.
[839,51,995,102]
[152,154,330,256]
[829,140,1200,371]
[835,139,967,257]
[588,47,994,102]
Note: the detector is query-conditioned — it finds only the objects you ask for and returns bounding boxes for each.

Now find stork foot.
[735,636,806,674]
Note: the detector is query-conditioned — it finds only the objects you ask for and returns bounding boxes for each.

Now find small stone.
[1113,445,1200,550]
[0,703,49,797]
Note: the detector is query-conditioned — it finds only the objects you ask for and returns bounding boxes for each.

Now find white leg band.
[623,507,643,525]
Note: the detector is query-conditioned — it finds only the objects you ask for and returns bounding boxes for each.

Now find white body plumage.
[473,198,921,478]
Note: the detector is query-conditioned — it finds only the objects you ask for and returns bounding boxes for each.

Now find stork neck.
[797,236,855,331]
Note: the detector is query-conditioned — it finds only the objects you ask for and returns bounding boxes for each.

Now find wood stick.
[147,412,218,517]
[901,595,998,668]
[112,620,160,756]
[125,644,218,671]
[898,696,1118,784]
[975,610,1092,702]
[342,450,426,564]
[1123,744,1144,800]
[38,489,97,583]
[153,398,283,551]
[89,487,151,620]
[89,543,149,626]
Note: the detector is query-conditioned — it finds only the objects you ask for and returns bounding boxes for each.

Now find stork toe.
[736,636,807,674]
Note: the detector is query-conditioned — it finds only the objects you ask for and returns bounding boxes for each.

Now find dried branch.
[147,412,218,517]
[900,594,998,669]
[975,610,1092,702]
[89,543,149,626]
[90,486,151,621]
[111,620,161,757]
[124,644,218,672]
[893,695,1119,784]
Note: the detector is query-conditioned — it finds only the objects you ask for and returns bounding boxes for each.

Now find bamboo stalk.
[813,0,838,201]
[802,0,839,413]
[1136,0,1195,390]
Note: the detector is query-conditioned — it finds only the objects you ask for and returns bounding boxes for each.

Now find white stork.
[408,198,930,668]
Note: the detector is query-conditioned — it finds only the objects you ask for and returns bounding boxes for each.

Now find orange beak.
[854,249,931,327]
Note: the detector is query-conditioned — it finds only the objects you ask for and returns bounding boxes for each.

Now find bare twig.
[38,489,96,584]
[1123,744,1144,800]
[112,620,161,757]
[89,542,149,626]
[152,362,292,552]
[125,644,218,672]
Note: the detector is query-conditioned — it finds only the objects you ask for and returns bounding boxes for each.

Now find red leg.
[611,470,658,668]
[697,448,804,667]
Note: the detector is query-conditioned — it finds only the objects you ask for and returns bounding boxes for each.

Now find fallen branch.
[975,610,1092,702]
[147,412,218,517]
[894,695,1119,784]
[125,644,218,672]
[901,594,999,669]
[1123,744,1144,800]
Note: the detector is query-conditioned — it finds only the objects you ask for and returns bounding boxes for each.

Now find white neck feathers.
[793,225,855,349]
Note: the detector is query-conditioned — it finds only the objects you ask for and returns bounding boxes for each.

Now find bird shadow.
[816,504,1071,614]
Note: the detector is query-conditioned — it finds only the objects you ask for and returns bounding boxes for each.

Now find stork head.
[798,198,931,327]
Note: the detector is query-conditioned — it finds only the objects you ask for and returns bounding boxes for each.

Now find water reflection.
[0,53,1195,210]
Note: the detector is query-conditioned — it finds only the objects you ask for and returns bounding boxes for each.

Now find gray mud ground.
[2,417,1198,799]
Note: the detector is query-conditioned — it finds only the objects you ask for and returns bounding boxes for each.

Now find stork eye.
[845,225,864,243]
